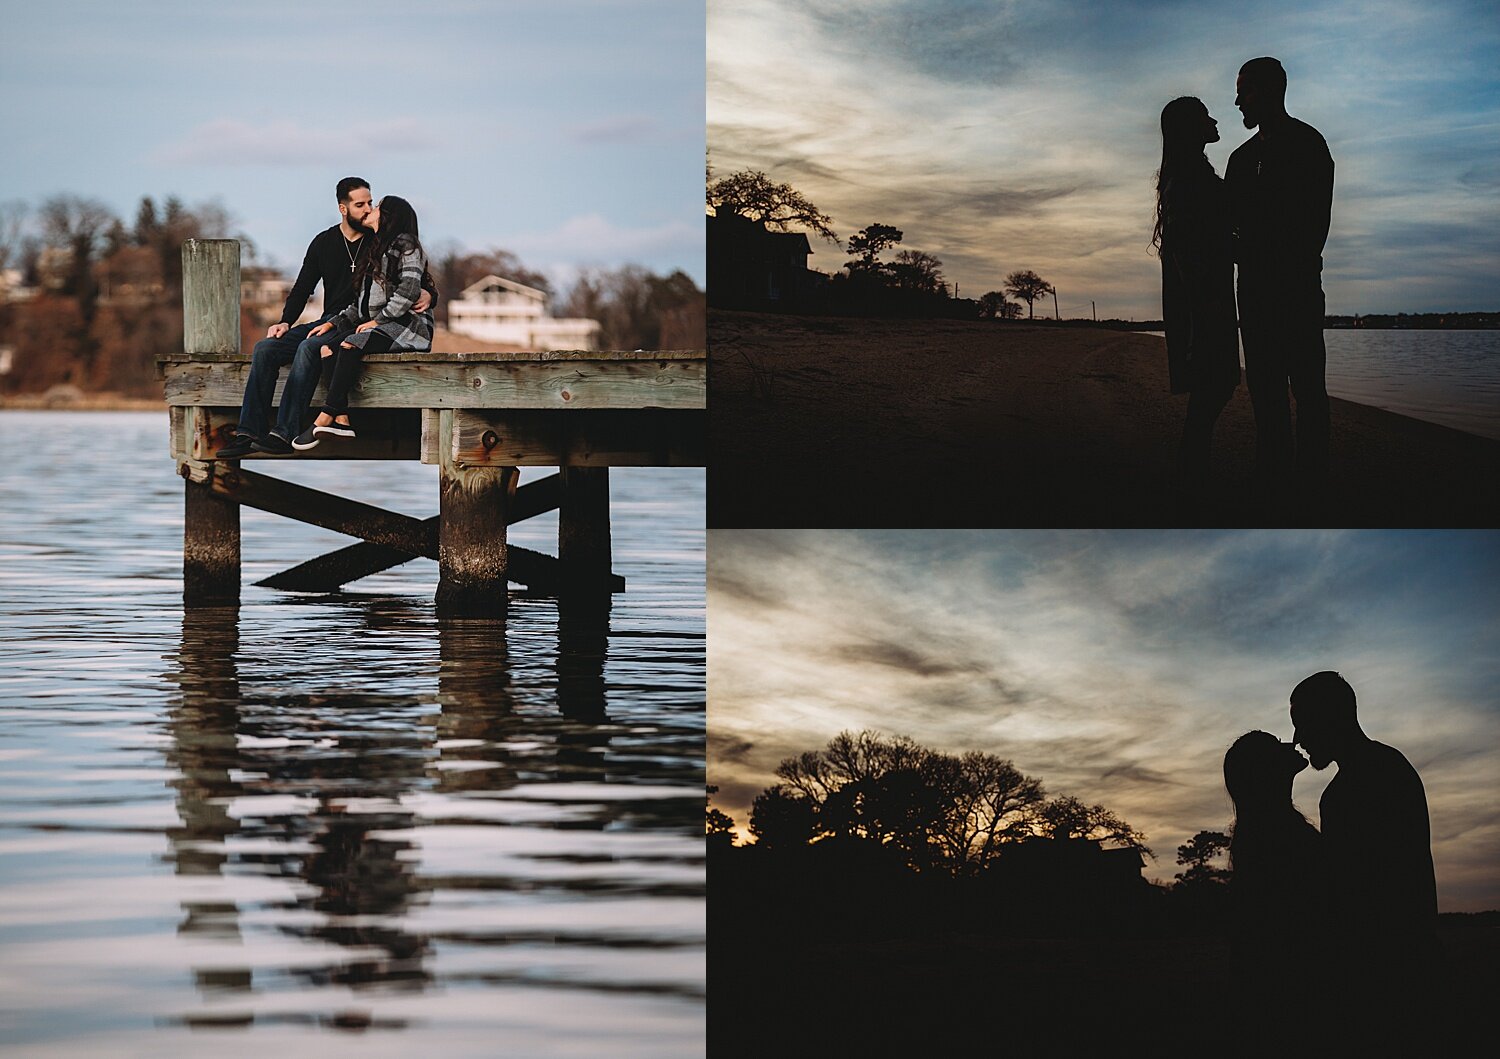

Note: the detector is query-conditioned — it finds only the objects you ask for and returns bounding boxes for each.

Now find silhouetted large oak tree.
[707,169,838,243]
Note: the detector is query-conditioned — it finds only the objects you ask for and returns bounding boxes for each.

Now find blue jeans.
[236,314,336,439]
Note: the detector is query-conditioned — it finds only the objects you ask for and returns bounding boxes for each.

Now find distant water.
[0,412,704,1057]
[1143,330,1500,440]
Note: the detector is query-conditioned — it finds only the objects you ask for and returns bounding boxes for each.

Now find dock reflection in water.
[156,598,703,1047]
[0,412,704,1057]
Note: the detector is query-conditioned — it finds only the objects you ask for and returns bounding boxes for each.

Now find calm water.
[0,412,704,1057]
[1144,329,1500,440]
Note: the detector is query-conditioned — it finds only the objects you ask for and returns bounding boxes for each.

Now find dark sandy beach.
[709,310,1500,527]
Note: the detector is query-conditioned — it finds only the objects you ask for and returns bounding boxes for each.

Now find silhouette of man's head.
[1236,56,1287,130]
[1290,671,1359,769]
[1224,730,1307,810]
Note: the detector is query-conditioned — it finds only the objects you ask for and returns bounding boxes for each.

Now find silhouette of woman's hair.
[353,195,427,292]
[1151,96,1216,255]
[1224,730,1312,870]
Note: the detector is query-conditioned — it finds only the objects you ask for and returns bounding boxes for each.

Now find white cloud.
[152,117,445,167]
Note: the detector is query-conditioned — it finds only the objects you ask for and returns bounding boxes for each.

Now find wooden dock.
[160,239,704,611]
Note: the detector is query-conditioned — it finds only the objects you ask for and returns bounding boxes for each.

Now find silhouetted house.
[707,213,820,310]
[986,837,1151,934]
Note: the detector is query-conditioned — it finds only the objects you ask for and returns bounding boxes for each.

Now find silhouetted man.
[1226,58,1334,497]
[1290,671,1437,1047]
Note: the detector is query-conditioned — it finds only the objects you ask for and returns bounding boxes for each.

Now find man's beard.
[348,215,373,235]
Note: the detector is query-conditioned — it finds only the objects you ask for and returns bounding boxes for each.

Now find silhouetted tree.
[1031,795,1152,856]
[707,168,838,244]
[936,751,1045,872]
[1003,269,1053,320]
[706,786,738,849]
[749,785,822,850]
[760,731,1051,873]
[889,250,945,295]
[1174,829,1231,887]
[979,291,1022,319]
[845,223,903,274]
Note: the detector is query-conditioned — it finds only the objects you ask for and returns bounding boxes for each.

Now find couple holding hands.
[216,176,434,459]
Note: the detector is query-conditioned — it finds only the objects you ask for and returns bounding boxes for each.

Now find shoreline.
[1,398,166,411]
[708,310,1500,528]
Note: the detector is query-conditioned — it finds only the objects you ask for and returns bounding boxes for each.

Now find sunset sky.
[2,0,704,286]
[708,0,1500,317]
[709,530,1500,912]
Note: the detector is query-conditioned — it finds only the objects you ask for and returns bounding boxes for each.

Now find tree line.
[707,167,1058,321]
[0,194,703,398]
[711,729,1236,896]
[710,730,1155,872]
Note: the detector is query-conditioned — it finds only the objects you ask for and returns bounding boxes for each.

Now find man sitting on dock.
[215,177,435,458]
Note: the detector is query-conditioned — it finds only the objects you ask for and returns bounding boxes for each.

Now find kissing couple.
[1223,672,1439,1053]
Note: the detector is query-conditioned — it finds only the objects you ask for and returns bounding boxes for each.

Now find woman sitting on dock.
[295,195,434,449]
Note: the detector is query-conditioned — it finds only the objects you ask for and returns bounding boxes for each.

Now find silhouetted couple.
[1224,672,1438,1055]
[1154,57,1334,509]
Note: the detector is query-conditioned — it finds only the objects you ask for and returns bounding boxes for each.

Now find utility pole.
[1092,300,1097,322]
[1052,287,1059,320]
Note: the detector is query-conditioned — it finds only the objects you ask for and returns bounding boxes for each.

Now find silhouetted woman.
[298,196,434,449]
[1153,97,1240,486]
[1223,730,1325,1054]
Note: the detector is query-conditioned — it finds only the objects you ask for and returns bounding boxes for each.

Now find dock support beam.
[437,461,519,614]
[558,467,613,594]
[183,466,241,606]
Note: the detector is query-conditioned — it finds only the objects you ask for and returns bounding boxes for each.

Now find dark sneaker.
[214,435,257,459]
[314,421,356,439]
[250,432,293,455]
[291,426,321,451]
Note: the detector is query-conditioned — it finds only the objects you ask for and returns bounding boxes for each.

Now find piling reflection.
[165,605,432,1010]
[160,594,703,1032]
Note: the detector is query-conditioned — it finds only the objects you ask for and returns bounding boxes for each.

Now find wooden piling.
[436,411,518,612]
[182,463,241,606]
[558,467,613,594]
[181,240,241,355]
[181,241,242,607]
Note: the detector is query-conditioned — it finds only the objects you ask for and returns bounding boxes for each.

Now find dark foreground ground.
[711,912,1497,1055]
[709,310,1500,528]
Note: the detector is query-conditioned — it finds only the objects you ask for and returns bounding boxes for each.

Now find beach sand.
[709,310,1500,527]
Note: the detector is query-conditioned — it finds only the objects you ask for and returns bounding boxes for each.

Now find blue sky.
[708,0,1500,316]
[709,530,1500,912]
[2,0,705,286]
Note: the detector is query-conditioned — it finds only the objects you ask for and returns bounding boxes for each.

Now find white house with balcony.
[447,275,601,351]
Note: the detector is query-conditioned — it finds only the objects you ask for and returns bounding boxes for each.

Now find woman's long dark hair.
[352,195,426,292]
[1151,95,1216,255]
[1223,730,1312,872]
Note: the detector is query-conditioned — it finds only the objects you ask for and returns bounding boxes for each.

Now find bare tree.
[762,731,1047,873]
[0,200,29,272]
[1031,795,1152,856]
[707,169,838,244]
[889,249,945,295]
[1003,269,1053,320]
